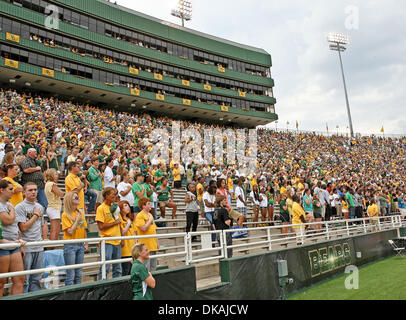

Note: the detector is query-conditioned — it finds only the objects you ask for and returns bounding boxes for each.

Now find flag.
[381,126,384,133]
[296,121,299,130]
[326,123,329,132]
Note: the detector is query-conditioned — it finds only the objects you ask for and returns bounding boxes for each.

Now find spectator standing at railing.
[130,243,155,300]
[44,169,64,241]
[213,195,233,258]
[118,200,136,276]
[2,164,24,207]
[185,183,200,241]
[135,197,159,272]
[65,161,85,213]
[0,179,26,297]
[367,198,380,232]
[398,193,406,215]
[96,187,122,280]
[87,158,104,211]
[20,148,48,210]
[15,182,48,293]
[292,194,306,245]
[61,192,88,286]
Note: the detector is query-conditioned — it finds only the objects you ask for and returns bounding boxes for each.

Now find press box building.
[0,0,277,128]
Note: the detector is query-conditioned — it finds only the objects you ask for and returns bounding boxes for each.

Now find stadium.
[0,0,405,307]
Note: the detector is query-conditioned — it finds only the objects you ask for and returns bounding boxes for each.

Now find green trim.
[0,57,278,121]
[53,0,272,66]
[0,1,274,87]
[0,33,276,105]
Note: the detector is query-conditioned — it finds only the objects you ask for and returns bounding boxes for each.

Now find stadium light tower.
[171,0,192,27]
[327,32,354,138]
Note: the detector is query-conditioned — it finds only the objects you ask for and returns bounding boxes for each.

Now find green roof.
[54,0,272,66]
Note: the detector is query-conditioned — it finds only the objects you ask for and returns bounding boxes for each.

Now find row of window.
[6,0,272,77]
[0,15,274,99]
[1,43,275,113]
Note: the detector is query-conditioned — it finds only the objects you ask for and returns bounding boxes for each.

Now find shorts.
[229,208,243,221]
[0,247,20,257]
[46,207,61,220]
[237,207,247,218]
[91,189,104,203]
[313,211,322,219]
[279,212,290,223]
[159,201,169,208]
[305,211,314,219]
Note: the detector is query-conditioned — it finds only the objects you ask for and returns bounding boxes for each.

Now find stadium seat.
[388,240,406,257]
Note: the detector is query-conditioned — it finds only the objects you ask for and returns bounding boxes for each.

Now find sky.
[114,0,406,135]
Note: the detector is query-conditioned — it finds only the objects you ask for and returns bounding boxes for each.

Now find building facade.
[0,0,277,127]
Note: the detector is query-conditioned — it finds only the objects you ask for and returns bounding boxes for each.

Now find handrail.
[0,214,404,289]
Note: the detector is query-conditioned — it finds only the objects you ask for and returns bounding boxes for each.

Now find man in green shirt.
[132,174,146,213]
[154,164,165,186]
[87,158,103,209]
[344,187,355,219]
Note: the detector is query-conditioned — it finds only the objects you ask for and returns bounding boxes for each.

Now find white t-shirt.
[202,192,215,212]
[235,186,246,208]
[103,166,115,188]
[259,193,268,208]
[117,182,135,207]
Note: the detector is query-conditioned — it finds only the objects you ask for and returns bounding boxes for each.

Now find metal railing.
[0,214,404,292]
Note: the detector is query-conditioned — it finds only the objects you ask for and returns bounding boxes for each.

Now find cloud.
[115,0,406,134]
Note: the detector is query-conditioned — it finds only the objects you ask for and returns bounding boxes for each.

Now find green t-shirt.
[279,200,288,215]
[0,219,3,240]
[157,185,171,202]
[346,193,355,207]
[155,169,164,186]
[144,184,154,202]
[132,182,146,207]
[131,260,153,300]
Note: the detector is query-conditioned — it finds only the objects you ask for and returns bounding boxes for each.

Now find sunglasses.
[73,195,79,200]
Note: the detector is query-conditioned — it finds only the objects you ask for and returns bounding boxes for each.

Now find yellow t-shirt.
[172,168,181,181]
[196,183,204,201]
[3,177,23,207]
[45,181,62,211]
[292,202,305,227]
[367,204,379,221]
[65,173,84,209]
[227,178,234,191]
[135,210,158,252]
[120,215,136,258]
[95,203,121,246]
[280,186,287,195]
[62,210,87,240]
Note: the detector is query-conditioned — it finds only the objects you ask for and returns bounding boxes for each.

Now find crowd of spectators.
[0,87,405,296]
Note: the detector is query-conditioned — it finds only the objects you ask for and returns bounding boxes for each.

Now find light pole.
[328,33,354,138]
[275,120,278,131]
[171,0,192,27]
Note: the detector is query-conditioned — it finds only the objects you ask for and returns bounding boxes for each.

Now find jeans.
[204,212,217,243]
[23,251,44,293]
[98,243,122,280]
[85,189,97,212]
[121,260,132,276]
[186,211,198,241]
[37,188,48,209]
[349,207,356,219]
[63,243,85,286]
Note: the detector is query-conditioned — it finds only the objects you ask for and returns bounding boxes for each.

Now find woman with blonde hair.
[118,200,136,276]
[61,192,88,286]
[45,169,64,240]
[130,243,155,300]
[2,164,23,207]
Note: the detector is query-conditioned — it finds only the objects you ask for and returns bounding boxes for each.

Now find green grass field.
[289,256,406,300]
